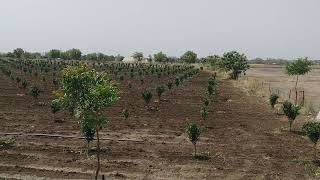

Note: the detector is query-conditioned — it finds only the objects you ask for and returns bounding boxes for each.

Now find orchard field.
[0,58,318,179]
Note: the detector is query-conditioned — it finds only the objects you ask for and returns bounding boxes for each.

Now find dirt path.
[0,71,314,179]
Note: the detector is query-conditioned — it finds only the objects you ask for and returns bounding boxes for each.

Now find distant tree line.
[249,57,320,65]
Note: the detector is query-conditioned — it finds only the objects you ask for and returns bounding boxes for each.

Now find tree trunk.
[289,120,292,132]
[194,143,197,157]
[295,75,299,105]
[314,142,317,160]
[95,128,101,180]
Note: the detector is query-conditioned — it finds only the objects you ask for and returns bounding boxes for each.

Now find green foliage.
[21,80,28,89]
[269,94,279,108]
[166,81,173,90]
[0,136,16,147]
[133,52,143,61]
[303,122,320,145]
[201,106,208,120]
[202,55,220,68]
[282,100,300,131]
[208,85,214,96]
[186,123,201,156]
[80,120,96,146]
[220,51,249,79]
[141,89,152,104]
[50,99,61,114]
[29,85,41,99]
[154,52,168,63]
[303,122,320,159]
[47,49,61,59]
[122,108,129,120]
[175,77,180,87]
[208,76,216,87]
[286,58,312,76]
[181,51,197,63]
[156,85,166,100]
[203,97,209,107]
[52,65,119,179]
[13,48,24,58]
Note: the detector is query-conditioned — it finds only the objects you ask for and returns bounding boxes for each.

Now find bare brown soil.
[0,69,316,179]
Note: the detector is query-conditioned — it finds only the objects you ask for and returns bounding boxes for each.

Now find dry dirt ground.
[244,64,320,112]
[0,70,318,179]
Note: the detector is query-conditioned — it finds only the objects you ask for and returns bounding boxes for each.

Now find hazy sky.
[1,0,319,59]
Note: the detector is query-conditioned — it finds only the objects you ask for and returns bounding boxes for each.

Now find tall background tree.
[133,52,143,61]
[180,51,197,63]
[154,52,168,63]
[13,48,25,58]
[286,57,312,91]
[219,51,249,79]
[47,49,62,59]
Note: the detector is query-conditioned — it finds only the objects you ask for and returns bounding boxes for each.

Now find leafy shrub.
[282,100,300,131]
[186,123,201,157]
[50,99,61,114]
[141,89,152,105]
[156,85,165,100]
[29,85,41,99]
[303,122,320,159]
[269,94,279,108]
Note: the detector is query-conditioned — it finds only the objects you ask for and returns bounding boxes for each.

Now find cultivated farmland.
[0,58,318,179]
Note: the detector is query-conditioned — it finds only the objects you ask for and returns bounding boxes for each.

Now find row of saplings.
[270,94,320,160]
[186,75,217,158]
[49,65,204,180]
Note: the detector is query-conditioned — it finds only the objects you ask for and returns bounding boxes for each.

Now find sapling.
[201,106,208,120]
[50,99,61,122]
[303,122,320,159]
[29,85,41,99]
[203,97,209,107]
[186,123,201,157]
[141,89,152,105]
[282,100,300,132]
[208,85,214,96]
[269,94,279,109]
[175,78,180,87]
[166,81,173,90]
[156,85,165,100]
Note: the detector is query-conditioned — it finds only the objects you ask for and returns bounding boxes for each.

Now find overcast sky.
[0,0,319,59]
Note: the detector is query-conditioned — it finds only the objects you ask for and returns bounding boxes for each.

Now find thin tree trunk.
[289,121,292,132]
[314,142,317,160]
[295,75,299,105]
[194,143,197,157]
[95,128,101,180]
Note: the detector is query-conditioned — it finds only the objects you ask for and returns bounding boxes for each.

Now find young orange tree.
[52,66,119,180]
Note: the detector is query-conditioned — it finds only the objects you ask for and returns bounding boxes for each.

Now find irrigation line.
[0,132,144,143]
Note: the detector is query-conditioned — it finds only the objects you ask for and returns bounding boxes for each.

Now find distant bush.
[122,108,129,120]
[29,85,41,99]
[269,94,279,109]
